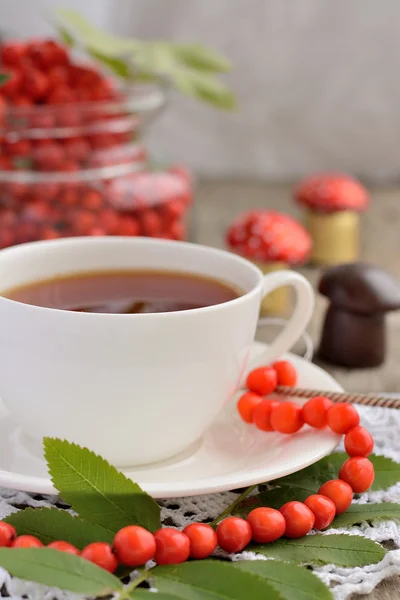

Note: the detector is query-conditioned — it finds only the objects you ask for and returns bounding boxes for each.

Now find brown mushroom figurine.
[318,263,400,368]
[294,173,369,265]
[226,210,312,316]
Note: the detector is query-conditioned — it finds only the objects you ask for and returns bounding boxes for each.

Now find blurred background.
[0,0,399,391]
[2,0,400,181]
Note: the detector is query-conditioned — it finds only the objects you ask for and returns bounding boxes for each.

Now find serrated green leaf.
[330,502,400,528]
[55,8,138,56]
[236,560,332,600]
[173,43,231,73]
[133,592,181,600]
[153,560,282,600]
[250,534,386,567]
[44,438,161,533]
[0,548,121,595]
[172,70,236,110]
[5,508,113,548]
[89,49,132,79]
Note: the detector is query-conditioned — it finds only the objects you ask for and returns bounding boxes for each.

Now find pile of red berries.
[0,360,376,573]
[0,38,192,248]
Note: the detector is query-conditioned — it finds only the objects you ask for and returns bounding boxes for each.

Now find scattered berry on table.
[154,528,190,565]
[81,542,118,573]
[183,523,218,559]
[318,479,353,514]
[216,516,252,553]
[270,401,304,434]
[113,525,156,567]
[304,494,336,530]
[339,457,375,493]
[279,501,315,538]
[302,396,333,428]
[246,366,278,395]
[247,507,286,543]
[327,402,360,434]
[344,426,374,457]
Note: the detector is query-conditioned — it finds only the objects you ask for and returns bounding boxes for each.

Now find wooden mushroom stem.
[252,261,291,316]
[319,305,385,368]
[305,210,360,265]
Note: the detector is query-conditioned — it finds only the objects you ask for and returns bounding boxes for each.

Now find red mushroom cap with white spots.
[294,173,369,213]
[226,210,312,264]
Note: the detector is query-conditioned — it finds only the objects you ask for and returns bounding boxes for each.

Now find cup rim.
[0,236,264,319]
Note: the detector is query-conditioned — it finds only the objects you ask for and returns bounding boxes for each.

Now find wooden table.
[194,179,400,598]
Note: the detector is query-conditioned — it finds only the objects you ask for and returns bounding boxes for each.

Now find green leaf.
[0,73,10,85]
[250,534,386,567]
[133,592,182,600]
[5,508,113,548]
[173,43,231,73]
[172,70,236,110]
[55,8,138,56]
[331,502,400,528]
[153,560,282,600]
[88,49,132,79]
[57,26,75,47]
[0,548,122,595]
[236,560,333,600]
[44,438,161,533]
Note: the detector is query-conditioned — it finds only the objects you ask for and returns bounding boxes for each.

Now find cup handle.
[257,271,314,364]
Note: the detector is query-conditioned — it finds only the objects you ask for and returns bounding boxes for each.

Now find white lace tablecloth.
[0,403,399,600]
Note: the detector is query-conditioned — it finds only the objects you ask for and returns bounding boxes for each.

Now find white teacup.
[0,237,314,467]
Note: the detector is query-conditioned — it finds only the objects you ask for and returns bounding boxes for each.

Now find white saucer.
[0,341,342,498]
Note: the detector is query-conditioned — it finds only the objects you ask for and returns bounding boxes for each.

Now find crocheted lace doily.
[0,404,399,600]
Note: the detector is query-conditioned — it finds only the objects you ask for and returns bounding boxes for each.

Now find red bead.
[247,507,286,543]
[0,522,16,547]
[183,523,218,559]
[302,396,333,429]
[113,525,156,567]
[279,501,315,538]
[272,360,297,386]
[318,479,353,514]
[48,540,80,554]
[11,535,43,548]
[216,517,252,553]
[22,68,48,100]
[304,494,336,530]
[1,42,26,67]
[0,69,22,98]
[253,399,279,431]
[327,403,360,434]
[81,542,118,573]
[246,366,278,395]
[81,190,103,211]
[270,401,304,434]
[339,457,375,493]
[154,528,190,565]
[344,426,374,457]
[237,392,263,424]
[64,137,91,163]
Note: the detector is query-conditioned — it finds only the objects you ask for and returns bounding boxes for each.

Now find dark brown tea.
[2,270,241,314]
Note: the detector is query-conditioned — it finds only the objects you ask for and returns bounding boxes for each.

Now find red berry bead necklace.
[0,359,376,571]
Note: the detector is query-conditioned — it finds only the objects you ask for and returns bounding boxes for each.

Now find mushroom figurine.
[226,210,312,316]
[318,263,400,368]
[294,173,369,265]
